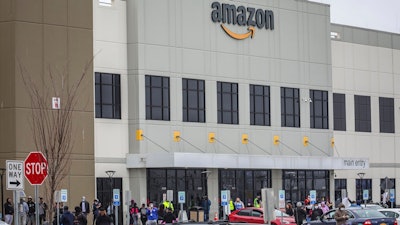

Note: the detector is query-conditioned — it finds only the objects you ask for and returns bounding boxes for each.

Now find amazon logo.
[211,2,274,40]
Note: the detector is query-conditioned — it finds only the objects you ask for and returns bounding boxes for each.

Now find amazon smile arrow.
[221,24,255,40]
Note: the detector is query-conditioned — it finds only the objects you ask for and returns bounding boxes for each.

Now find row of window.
[95,73,395,133]
[334,178,396,203]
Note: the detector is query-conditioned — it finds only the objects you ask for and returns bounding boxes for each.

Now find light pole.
[0,168,6,221]
[105,170,116,216]
[357,172,365,207]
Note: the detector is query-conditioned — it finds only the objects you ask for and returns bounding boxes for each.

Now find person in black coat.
[61,206,75,225]
[162,208,176,223]
[96,207,112,225]
[294,202,307,225]
[310,204,323,221]
[4,197,14,225]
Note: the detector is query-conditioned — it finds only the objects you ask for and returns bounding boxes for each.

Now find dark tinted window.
[334,179,347,207]
[281,87,300,127]
[356,178,372,201]
[146,75,170,120]
[354,95,371,132]
[95,72,121,119]
[182,79,205,122]
[379,97,394,133]
[250,84,270,126]
[310,90,328,129]
[282,170,330,203]
[219,169,271,206]
[333,93,346,131]
[217,82,239,124]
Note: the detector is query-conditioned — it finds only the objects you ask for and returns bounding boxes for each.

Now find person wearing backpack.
[74,206,88,225]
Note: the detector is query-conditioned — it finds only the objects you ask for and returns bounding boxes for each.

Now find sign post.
[221,190,230,220]
[310,190,316,204]
[390,189,395,208]
[278,190,285,225]
[7,160,24,225]
[178,191,188,222]
[113,189,120,225]
[363,190,369,208]
[24,152,48,225]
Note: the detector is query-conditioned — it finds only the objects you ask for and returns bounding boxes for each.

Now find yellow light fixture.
[136,129,143,141]
[303,136,309,147]
[273,136,280,145]
[242,134,248,144]
[173,131,181,142]
[208,132,215,143]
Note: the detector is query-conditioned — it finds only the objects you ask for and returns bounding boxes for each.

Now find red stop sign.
[24,152,48,185]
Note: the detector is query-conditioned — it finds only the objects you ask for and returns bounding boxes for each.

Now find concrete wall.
[0,0,94,213]
[331,24,400,203]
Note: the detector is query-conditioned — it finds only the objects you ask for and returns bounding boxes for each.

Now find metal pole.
[115,206,118,225]
[14,190,19,225]
[35,186,39,225]
[1,172,3,220]
[57,201,60,225]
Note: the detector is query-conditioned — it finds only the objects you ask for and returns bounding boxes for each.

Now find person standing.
[61,206,74,225]
[201,196,211,221]
[233,197,244,211]
[311,203,323,221]
[27,196,36,225]
[39,197,48,225]
[139,203,147,225]
[294,202,307,225]
[320,201,329,214]
[20,197,29,225]
[285,202,294,216]
[146,202,158,225]
[95,207,111,225]
[92,199,101,225]
[253,195,261,208]
[74,206,88,225]
[334,203,348,225]
[129,202,139,225]
[161,208,176,223]
[162,200,174,213]
[4,197,14,225]
[79,196,90,218]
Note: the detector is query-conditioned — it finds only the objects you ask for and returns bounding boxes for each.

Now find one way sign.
[6,160,24,190]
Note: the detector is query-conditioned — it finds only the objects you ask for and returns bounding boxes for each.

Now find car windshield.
[352,209,386,218]
[275,210,290,217]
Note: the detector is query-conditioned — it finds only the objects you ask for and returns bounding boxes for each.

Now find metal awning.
[126,152,368,170]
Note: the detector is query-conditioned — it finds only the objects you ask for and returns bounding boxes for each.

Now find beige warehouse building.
[1,0,400,224]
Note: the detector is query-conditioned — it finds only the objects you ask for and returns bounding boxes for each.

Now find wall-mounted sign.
[211,1,274,40]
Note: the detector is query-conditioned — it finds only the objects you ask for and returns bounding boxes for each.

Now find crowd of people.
[285,196,333,225]
[2,195,110,225]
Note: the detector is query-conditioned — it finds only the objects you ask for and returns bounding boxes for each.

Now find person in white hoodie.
[19,197,29,225]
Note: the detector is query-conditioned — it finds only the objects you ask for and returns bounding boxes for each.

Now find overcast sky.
[310,0,400,34]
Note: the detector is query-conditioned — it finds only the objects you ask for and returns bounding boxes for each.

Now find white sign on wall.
[52,97,60,109]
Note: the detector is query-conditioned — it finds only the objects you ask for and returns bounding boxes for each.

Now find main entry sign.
[6,160,24,190]
[24,152,48,185]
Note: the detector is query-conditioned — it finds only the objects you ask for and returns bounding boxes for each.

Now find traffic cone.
[214,212,218,221]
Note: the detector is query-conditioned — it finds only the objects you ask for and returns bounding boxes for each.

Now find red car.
[228,207,296,225]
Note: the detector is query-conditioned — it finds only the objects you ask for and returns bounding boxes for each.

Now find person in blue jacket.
[146,202,158,225]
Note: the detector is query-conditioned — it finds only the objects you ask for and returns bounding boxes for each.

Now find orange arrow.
[221,24,255,40]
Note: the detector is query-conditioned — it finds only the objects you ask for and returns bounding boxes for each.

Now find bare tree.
[19,60,92,222]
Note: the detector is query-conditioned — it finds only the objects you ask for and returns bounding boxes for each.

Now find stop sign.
[24,152,48,185]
